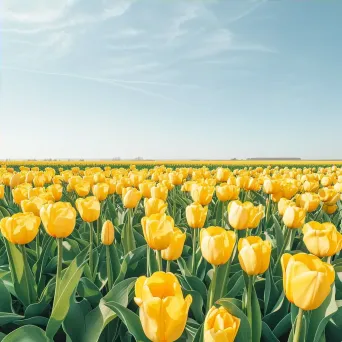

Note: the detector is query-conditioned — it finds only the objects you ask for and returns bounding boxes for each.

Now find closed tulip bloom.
[169,172,183,185]
[134,272,192,342]
[21,196,47,216]
[0,212,40,244]
[227,176,236,186]
[10,173,22,188]
[283,206,306,228]
[296,193,320,212]
[186,202,208,228]
[161,227,186,261]
[122,187,142,208]
[271,191,284,203]
[52,175,63,185]
[204,306,240,342]
[319,188,340,205]
[236,175,249,190]
[105,178,116,195]
[0,185,4,199]
[68,176,82,190]
[238,236,271,275]
[216,184,240,202]
[144,197,167,217]
[25,171,35,184]
[303,221,342,257]
[93,172,106,184]
[161,179,174,191]
[1,173,12,186]
[75,181,91,197]
[28,187,45,199]
[278,198,296,216]
[246,177,261,191]
[150,183,168,201]
[101,220,115,245]
[141,213,174,250]
[92,182,109,201]
[200,227,236,265]
[47,184,63,201]
[33,174,45,187]
[76,196,101,222]
[39,191,55,203]
[323,203,338,215]
[40,202,76,238]
[139,181,155,198]
[303,181,319,193]
[227,200,249,230]
[83,175,94,187]
[282,183,298,199]
[281,253,335,310]
[12,186,29,204]
[321,176,333,187]
[191,184,214,206]
[246,203,264,229]
[263,179,281,194]
[216,168,230,182]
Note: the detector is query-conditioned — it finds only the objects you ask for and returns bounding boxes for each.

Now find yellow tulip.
[169,172,183,185]
[76,196,101,222]
[282,206,306,228]
[40,202,76,238]
[75,181,91,197]
[0,184,4,199]
[216,184,240,202]
[282,183,298,199]
[12,185,29,205]
[139,181,155,198]
[38,192,55,203]
[122,187,142,208]
[68,176,82,190]
[200,227,236,265]
[25,171,35,183]
[141,213,174,250]
[161,179,174,191]
[191,184,214,206]
[278,198,296,216]
[186,202,208,228]
[323,204,338,214]
[216,168,230,182]
[92,182,109,201]
[271,191,284,203]
[319,188,340,205]
[21,196,47,216]
[303,221,342,257]
[33,174,45,187]
[263,179,281,194]
[227,176,237,186]
[105,178,116,195]
[101,220,115,245]
[47,184,63,201]
[161,227,186,261]
[281,253,335,310]
[83,175,94,187]
[303,180,319,193]
[236,175,249,190]
[296,193,320,212]
[10,173,22,188]
[28,187,45,199]
[321,176,333,187]
[204,306,240,342]
[151,184,168,201]
[0,212,40,244]
[144,197,167,217]
[246,177,261,191]
[134,272,192,342]
[93,172,106,184]
[238,236,271,275]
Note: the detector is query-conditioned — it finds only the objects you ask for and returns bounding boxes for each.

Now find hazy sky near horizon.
[1,0,342,160]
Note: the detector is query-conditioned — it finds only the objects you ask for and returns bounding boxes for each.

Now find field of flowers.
[0,162,341,342]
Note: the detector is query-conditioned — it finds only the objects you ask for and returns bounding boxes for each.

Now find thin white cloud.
[228,0,267,24]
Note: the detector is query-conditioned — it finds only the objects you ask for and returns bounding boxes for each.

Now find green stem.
[192,229,198,275]
[106,246,113,291]
[156,250,163,271]
[88,222,94,276]
[55,238,63,297]
[36,228,40,260]
[20,245,32,304]
[166,260,171,273]
[293,308,304,342]
[247,275,253,326]
[208,265,218,310]
[221,201,226,227]
[273,227,292,272]
[123,208,136,254]
[146,247,151,277]
[327,256,332,264]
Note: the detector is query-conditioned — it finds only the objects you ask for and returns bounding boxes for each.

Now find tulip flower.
[191,184,214,205]
[296,193,320,212]
[303,180,319,193]
[204,306,240,342]
[151,184,168,201]
[21,196,47,217]
[46,184,63,201]
[168,171,183,185]
[122,187,142,208]
[75,181,91,197]
[144,197,167,217]
[12,185,30,205]
[278,198,296,216]
[105,178,116,195]
[283,206,306,228]
[0,212,40,245]
[138,181,154,198]
[102,220,115,290]
[134,272,192,342]
[68,176,82,190]
[92,182,109,202]
[0,184,4,200]
[238,236,271,275]
[303,221,342,257]
[216,184,240,202]
[33,174,45,187]
[161,227,186,269]
[263,179,281,194]
[319,188,340,205]
[323,203,338,214]
[216,167,230,182]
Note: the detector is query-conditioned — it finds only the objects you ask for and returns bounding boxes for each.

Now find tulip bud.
[151,184,168,201]
[323,203,338,215]
[191,184,214,205]
[296,193,320,213]
[46,184,63,201]
[238,236,271,275]
[186,202,208,229]
[216,184,240,202]
[200,226,236,265]
[122,187,142,208]
[281,253,335,310]
[278,198,296,216]
[75,181,91,197]
[283,206,306,228]
[76,196,101,222]
[21,196,47,216]
[161,227,186,261]
[0,212,40,244]
[92,182,109,202]
[101,220,115,245]
[144,197,167,217]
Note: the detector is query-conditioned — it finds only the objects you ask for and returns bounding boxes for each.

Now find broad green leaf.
[272,216,284,256]
[1,325,49,342]
[251,283,262,342]
[261,322,279,342]
[77,277,102,308]
[273,313,291,339]
[263,293,290,330]
[0,279,12,312]
[46,247,88,339]
[108,243,121,284]
[3,240,37,307]
[183,289,204,323]
[264,267,280,315]
[14,316,48,327]
[0,313,24,326]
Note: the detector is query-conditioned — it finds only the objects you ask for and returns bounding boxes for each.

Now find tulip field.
[0,162,342,342]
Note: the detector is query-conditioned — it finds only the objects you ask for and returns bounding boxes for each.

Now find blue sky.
[1,0,342,160]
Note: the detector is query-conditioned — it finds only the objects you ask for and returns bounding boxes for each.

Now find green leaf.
[0,313,24,326]
[0,279,12,312]
[272,216,284,256]
[77,277,102,308]
[227,274,245,298]
[14,316,49,327]
[183,289,204,323]
[261,322,279,342]
[193,324,203,342]
[104,302,149,342]
[108,243,121,284]
[82,278,136,342]
[46,247,88,339]
[218,298,252,342]
[251,283,262,342]
[185,275,207,304]
[1,325,49,342]
[3,240,37,307]
[263,293,289,330]
[264,267,280,315]
[273,313,291,339]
